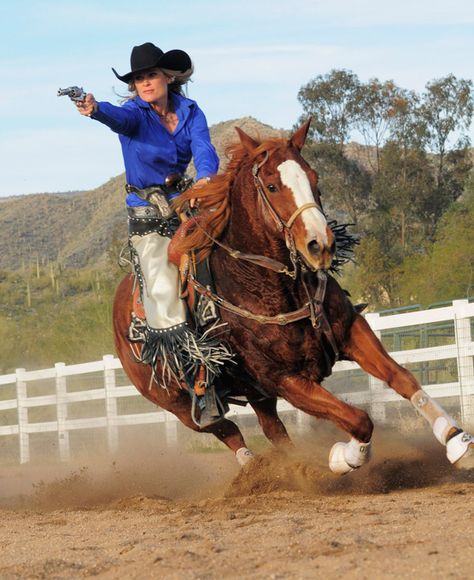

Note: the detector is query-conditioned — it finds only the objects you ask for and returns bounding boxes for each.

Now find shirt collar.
[135,93,194,134]
[135,93,193,114]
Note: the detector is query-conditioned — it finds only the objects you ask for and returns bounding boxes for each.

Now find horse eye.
[267,183,278,193]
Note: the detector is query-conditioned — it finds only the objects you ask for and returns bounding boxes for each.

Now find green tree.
[421,75,473,181]
[388,90,426,152]
[354,78,404,172]
[420,75,473,232]
[343,237,395,307]
[297,69,360,147]
[397,192,474,305]
[371,141,435,255]
[303,142,371,226]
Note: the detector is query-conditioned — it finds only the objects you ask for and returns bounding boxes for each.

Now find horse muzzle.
[300,226,336,271]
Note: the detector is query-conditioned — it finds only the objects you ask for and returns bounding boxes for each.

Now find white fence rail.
[0,299,473,464]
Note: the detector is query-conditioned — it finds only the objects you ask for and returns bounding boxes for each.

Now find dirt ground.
[0,426,473,580]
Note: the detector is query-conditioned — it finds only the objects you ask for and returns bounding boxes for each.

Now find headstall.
[185,150,339,359]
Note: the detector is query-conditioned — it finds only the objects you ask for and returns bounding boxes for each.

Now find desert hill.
[0,118,285,271]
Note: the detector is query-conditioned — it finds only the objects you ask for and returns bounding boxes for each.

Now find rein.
[192,222,298,277]
[189,268,339,359]
[190,269,325,327]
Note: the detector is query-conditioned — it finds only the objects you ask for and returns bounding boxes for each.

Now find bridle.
[251,151,322,278]
[186,148,339,358]
[195,151,326,280]
[252,151,322,234]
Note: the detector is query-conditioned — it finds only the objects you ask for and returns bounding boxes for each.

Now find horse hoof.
[329,442,354,474]
[329,439,371,475]
[447,432,474,468]
[236,447,254,466]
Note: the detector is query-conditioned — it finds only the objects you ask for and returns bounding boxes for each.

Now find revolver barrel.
[57,86,86,102]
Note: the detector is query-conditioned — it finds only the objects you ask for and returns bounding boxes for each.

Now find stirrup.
[191,385,227,429]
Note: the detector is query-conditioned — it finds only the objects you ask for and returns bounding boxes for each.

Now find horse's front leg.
[343,313,474,468]
[279,375,373,474]
[249,397,293,449]
[118,358,254,466]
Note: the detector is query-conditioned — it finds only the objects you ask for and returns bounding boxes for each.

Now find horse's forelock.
[225,137,288,166]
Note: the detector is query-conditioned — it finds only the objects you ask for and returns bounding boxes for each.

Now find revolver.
[57,86,87,102]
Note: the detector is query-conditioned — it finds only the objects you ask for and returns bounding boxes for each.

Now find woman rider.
[75,42,232,401]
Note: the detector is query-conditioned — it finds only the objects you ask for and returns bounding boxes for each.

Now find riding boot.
[192,365,227,428]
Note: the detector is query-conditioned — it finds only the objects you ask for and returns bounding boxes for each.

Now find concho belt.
[127,207,179,238]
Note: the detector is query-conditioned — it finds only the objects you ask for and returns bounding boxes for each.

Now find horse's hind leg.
[343,313,474,467]
[249,397,292,449]
[280,376,373,474]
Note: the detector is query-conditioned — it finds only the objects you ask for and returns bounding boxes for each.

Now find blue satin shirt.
[91,92,219,206]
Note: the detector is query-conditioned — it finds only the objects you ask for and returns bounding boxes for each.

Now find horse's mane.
[174,136,287,262]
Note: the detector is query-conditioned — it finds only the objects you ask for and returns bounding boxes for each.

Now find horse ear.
[235,127,259,153]
[290,117,312,151]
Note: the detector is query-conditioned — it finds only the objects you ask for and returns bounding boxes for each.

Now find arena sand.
[0,423,473,579]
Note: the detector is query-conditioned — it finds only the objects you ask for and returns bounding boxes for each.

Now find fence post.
[15,368,30,464]
[453,300,474,429]
[55,362,70,462]
[103,355,119,454]
[296,410,308,435]
[365,312,387,423]
[165,412,178,447]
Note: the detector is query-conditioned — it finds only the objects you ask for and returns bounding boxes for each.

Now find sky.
[0,0,473,197]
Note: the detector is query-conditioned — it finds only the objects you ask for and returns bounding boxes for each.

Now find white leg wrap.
[236,447,254,466]
[329,438,371,475]
[446,431,474,465]
[410,390,458,445]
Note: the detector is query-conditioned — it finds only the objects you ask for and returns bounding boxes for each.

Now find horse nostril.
[308,240,321,257]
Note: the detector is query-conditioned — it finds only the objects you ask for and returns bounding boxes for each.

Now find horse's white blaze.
[277,160,328,244]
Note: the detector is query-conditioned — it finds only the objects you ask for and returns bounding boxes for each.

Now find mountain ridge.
[0,117,285,271]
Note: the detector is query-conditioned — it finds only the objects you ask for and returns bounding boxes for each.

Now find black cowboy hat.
[112,42,192,83]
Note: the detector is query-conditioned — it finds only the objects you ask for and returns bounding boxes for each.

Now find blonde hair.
[125,65,194,99]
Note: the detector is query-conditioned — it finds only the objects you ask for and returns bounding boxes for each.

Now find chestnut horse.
[113,120,473,473]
